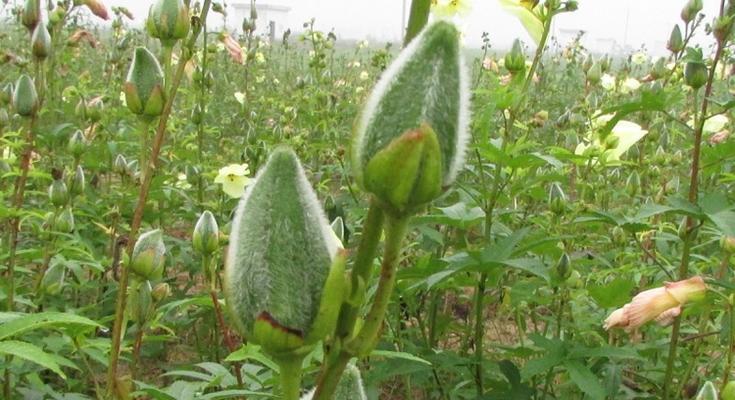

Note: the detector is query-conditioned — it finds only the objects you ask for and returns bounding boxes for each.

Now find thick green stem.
[403,0,431,46]
[335,201,385,338]
[277,357,304,400]
[662,4,727,396]
[107,2,212,397]
[314,215,408,400]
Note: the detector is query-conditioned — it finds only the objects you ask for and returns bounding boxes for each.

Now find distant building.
[229,1,291,41]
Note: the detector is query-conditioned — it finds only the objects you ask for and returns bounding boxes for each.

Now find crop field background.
[1,0,735,399]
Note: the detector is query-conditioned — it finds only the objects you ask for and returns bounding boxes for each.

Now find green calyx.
[13,74,39,117]
[224,147,345,358]
[192,210,219,255]
[363,124,443,216]
[505,39,526,74]
[353,20,468,206]
[22,0,40,31]
[130,229,166,280]
[146,0,190,44]
[123,47,165,117]
[31,23,52,60]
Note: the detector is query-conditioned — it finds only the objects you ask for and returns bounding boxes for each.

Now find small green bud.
[353,21,469,217]
[225,147,346,358]
[13,74,39,117]
[114,154,128,174]
[548,182,566,214]
[505,39,526,74]
[600,55,612,72]
[129,280,155,323]
[582,55,593,72]
[193,210,219,255]
[681,0,703,24]
[68,130,86,159]
[714,15,733,43]
[721,235,735,253]
[586,62,601,84]
[651,57,667,80]
[0,83,13,105]
[123,47,166,117]
[22,0,41,31]
[625,171,640,197]
[0,109,8,130]
[41,262,66,295]
[556,253,571,281]
[684,61,707,89]
[49,179,69,207]
[678,217,698,241]
[667,25,684,54]
[191,103,203,125]
[695,381,717,400]
[612,226,627,245]
[130,229,166,280]
[55,207,75,233]
[68,165,85,197]
[146,0,190,44]
[87,97,104,122]
[151,282,171,302]
[31,23,51,60]
[75,99,87,120]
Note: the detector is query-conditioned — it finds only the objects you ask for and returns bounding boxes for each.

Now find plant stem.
[313,215,408,400]
[662,5,727,396]
[335,201,385,338]
[107,3,212,396]
[277,357,304,400]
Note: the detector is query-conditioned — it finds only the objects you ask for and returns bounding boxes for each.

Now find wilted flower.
[600,73,616,91]
[481,57,497,72]
[68,29,99,48]
[214,164,250,198]
[81,0,109,20]
[709,130,730,145]
[220,33,244,64]
[604,276,706,331]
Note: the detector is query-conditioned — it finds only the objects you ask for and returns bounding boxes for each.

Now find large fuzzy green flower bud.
[353,21,469,217]
[41,262,66,295]
[146,0,190,45]
[55,207,75,233]
[123,47,165,117]
[192,210,219,255]
[225,147,346,358]
[31,23,51,60]
[22,0,41,31]
[13,75,39,117]
[130,229,166,280]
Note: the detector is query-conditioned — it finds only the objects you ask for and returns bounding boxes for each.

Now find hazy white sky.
[104,0,721,55]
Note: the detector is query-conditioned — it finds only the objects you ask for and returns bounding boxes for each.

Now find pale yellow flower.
[255,52,265,64]
[621,77,641,93]
[359,70,369,81]
[601,74,616,91]
[498,0,542,44]
[432,0,472,18]
[215,164,251,198]
[631,51,648,65]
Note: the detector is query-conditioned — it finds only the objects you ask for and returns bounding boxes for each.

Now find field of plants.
[2,0,735,398]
